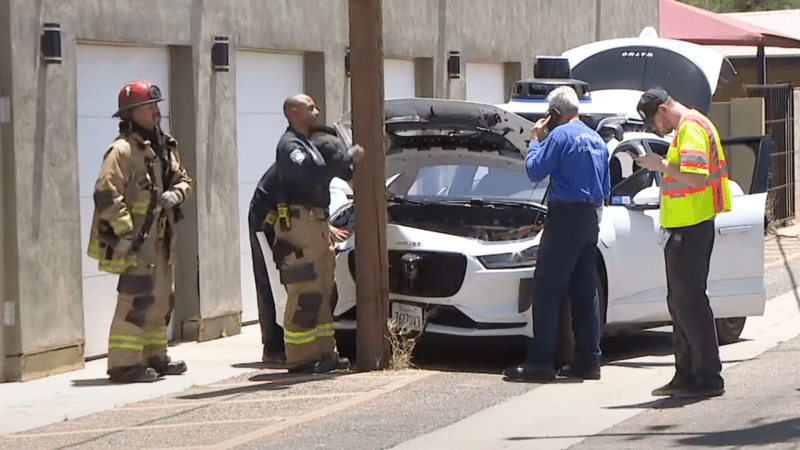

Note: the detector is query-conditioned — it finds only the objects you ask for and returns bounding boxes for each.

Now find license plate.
[390,302,424,333]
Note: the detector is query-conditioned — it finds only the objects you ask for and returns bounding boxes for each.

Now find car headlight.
[477,245,538,269]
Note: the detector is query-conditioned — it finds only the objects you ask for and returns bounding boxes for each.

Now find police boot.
[148,356,188,376]
[109,366,160,384]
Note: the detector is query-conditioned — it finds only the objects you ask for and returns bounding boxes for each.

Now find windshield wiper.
[437,198,542,208]
[388,196,429,205]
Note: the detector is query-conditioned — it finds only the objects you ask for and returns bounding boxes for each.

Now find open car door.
[600,134,770,338]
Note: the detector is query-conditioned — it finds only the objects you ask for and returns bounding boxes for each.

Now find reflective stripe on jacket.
[87,131,191,274]
[660,112,731,228]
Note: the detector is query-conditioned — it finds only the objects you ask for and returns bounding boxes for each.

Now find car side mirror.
[631,185,660,209]
[598,123,624,143]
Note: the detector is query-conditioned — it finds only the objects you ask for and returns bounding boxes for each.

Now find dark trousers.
[248,222,285,355]
[664,219,722,384]
[526,202,602,369]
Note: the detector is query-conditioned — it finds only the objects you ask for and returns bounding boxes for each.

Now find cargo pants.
[107,224,174,373]
[273,205,338,369]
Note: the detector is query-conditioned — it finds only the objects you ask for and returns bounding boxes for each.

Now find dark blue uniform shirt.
[249,127,353,231]
[526,120,610,207]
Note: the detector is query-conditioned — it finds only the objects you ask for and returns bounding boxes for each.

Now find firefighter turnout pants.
[107,235,175,373]
[273,205,338,369]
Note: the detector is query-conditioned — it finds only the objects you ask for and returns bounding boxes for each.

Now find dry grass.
[385,319,420,370]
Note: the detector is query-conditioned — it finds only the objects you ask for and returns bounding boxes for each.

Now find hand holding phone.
[545,105,563,131]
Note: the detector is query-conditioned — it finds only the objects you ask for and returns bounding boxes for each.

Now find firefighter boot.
[148,356,188,376]
[109,366,160,384]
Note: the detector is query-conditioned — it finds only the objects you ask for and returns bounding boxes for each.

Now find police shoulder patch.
[289,149,306,164]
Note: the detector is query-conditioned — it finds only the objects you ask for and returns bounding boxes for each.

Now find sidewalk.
[0,323,266,434]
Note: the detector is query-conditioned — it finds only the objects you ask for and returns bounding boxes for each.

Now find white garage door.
[77,45,171,358]
[236,51,304,326]
[466,63,505,104]
[384,59,416,100]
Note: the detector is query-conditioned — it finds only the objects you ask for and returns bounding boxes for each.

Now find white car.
[330,98,769,348]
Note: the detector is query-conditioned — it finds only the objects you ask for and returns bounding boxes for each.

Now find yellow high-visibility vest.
[660,112,731,228]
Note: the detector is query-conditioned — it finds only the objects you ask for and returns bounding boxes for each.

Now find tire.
[715,317,746,345]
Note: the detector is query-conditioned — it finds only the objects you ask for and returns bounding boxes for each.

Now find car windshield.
[388,164,548,205]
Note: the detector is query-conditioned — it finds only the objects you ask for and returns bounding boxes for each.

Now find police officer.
[635,89,730,398]
[504,86,609,382]
[87,79,192,383]
[271,94,363,374]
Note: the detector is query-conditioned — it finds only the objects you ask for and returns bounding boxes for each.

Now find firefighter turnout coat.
[87,129,191,371]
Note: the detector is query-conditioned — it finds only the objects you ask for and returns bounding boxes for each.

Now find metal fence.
[745,83,795,227]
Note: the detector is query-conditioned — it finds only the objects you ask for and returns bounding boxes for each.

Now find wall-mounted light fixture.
[41,23,62,64]
[447,51,460,79]
[212,36,229,72]
[344,46,351,77]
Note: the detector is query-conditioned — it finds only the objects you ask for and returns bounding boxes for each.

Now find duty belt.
[268,204,328,230]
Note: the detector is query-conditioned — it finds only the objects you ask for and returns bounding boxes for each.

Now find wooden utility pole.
[348,0,390,370]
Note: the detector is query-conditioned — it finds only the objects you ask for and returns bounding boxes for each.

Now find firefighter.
[87,79,193,383]
[271,94,363,373]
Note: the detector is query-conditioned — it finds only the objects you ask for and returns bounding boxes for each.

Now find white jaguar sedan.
[329,98,768,346]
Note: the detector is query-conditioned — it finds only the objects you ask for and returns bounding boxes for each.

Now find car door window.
[609,139,669,205]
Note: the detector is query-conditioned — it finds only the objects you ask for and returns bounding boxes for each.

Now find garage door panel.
[384,59,415,100]
[81,274,119,357]
[77,46,171,119]
[77,44,170,358]
[77,117,119,195]
[236,52,304,114]
[466,63,505,105]
[237,51,304,324]
[236,114,286,184]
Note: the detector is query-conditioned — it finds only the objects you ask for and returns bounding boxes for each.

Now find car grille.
[347,250,467,297]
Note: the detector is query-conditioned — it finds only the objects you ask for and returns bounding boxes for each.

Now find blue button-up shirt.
[526,120,610,207]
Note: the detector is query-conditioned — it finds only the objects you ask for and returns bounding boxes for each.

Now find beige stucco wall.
[0,0,658,381]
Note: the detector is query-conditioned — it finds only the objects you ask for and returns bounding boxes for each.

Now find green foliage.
[679,0,800,12]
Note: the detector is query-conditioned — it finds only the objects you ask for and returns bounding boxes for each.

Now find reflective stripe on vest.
[110,212,133,235]
[284,322,335,346]
[660,114,731,228]
[87,238,139,274]
[131,199,150,216]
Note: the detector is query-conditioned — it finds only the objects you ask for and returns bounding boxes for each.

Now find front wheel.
[715,317,746,345]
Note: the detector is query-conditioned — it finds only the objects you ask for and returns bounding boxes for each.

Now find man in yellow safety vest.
[634,88,731,398]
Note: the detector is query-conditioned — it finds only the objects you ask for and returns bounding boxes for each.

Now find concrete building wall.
[0,0,658,381]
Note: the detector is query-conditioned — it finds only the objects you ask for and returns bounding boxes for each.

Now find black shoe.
[651,376,694,396]
[109,366,160,383]
[676,379,725,398]
[311,356,351,374]
[503,364,556,382]
[287,357,351,374]
[262,349,287,366]
[558,364,601,380]
[148,356,188,376]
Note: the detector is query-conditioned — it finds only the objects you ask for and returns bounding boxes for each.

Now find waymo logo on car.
[621,51,654,58]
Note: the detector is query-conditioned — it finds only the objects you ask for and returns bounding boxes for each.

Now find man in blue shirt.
[504,86,610,382]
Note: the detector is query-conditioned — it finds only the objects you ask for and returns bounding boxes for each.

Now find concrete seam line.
[187,370,435,450]
[3,418,282,438]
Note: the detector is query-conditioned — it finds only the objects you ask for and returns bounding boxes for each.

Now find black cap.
[637,88,669,126]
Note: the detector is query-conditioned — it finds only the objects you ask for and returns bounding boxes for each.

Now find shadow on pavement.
[71,378,120,387]
[176,372,346,400]
[604,395,706,410]
[677,416,800,446]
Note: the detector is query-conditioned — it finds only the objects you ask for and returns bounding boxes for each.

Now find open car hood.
[562,28,735,114]
[340,98,533,161]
